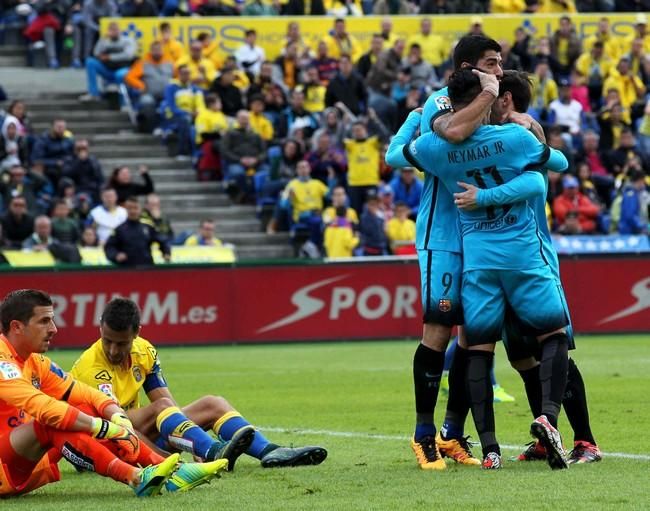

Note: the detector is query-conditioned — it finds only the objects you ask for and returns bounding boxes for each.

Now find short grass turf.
[8,335,650,511]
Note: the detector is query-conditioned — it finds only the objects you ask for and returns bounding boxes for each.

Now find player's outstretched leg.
[165,458,228,492]
[214,411,327,469]
[156,406,254,470]
[466,349,501,469]
[563,358,601,464]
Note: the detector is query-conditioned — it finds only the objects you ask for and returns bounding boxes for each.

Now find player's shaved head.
[0,289,52,334]
[101,298,141,333]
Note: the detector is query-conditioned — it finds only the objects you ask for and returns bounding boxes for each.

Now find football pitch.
[10,335,650,510]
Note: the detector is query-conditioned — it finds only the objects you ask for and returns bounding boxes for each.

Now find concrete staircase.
[0,45,26,67]
[3,87,293,259]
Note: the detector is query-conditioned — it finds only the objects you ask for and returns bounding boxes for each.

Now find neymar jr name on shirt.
[447,140,506,165]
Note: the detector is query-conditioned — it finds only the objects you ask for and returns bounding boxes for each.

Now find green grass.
[9,335,650,510]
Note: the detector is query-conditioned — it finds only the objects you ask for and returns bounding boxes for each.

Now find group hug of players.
[385,35,601,470]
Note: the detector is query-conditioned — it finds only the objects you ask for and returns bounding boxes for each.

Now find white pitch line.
[259,426,650,462]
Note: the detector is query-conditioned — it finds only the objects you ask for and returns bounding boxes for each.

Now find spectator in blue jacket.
[358,192,388,256]
[389,166,422,218]
[618,170,649,234]
[104,196,170,266]
[31,119,74,187]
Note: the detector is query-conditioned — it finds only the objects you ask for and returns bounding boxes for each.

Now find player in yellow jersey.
[71,298,327,469]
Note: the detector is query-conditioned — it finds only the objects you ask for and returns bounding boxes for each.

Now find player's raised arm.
[385,109,422,169]
[432,69,498,143]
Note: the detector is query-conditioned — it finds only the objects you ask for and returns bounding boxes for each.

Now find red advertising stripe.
[0,257,646,347]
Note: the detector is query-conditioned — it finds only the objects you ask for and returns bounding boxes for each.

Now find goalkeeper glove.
[90,417,130,440]
[111,412,135,434]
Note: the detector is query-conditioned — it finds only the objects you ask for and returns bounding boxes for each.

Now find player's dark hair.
[101,298,140,333]
[453,35,501,70]
[499,70,532,112]
[447,68,482,109]
[0,289,52,334]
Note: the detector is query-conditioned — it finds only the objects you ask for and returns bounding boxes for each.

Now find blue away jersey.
[387,112,568,271]
[409,87,461,253]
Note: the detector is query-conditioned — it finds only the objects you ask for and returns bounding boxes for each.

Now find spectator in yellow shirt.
[622,14,650,56]
[583,18,623,62]
[302,67,327,114]
[379,17,398,49]
[184,219,223,246]
[538,0,576,13]
[344,120,382,213]
[323,18,362,63]
[530,59,558,118]
[197,32,226,71]
[490,0,525,13]
[324,205,359,259]
[248,94,274,142]
[406,18,447,70]
[195,93,228,144]
[322,185,359,226]
[576,41,613,108]
[602,57,646,111]
[286,160,329,223]
[159,22,185,63]
[175,40,217,90]
[385,201,415,255]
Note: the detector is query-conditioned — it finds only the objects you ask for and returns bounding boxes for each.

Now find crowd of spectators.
[3,8,650,259]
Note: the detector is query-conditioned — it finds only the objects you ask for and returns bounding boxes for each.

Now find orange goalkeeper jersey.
[0,335,115,435]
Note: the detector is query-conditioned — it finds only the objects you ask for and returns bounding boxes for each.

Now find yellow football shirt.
[70,337,165,411]
[286,178,329,221]
[345,136,381,187]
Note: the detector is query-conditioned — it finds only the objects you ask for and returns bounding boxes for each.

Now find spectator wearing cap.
[31,119,74,187]
[553,175,599,234]
[62,139,104,204]
[576,41,613,110]
[235,29,266,79]
[324,205,359,259]
[87,187,127,245]
[622,13,650,56]
[1,195,34,248]
[163,64,205,159]
[358,192,387,256]
[550,16,582,77]
[72,0,118,68]
[209,67,244,117]
[386,201,416,255]
[602,57,646,113]
[378,184,395,221]
[79,21,137,102]
[175,40,217,91]
[325,54,367,117]
[617,170,649,235]
[389,167,422,218]
[322,185,358,226]
[105,196,170,266]
[548,77,584,140]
